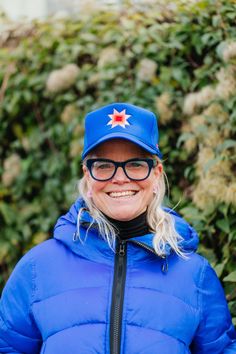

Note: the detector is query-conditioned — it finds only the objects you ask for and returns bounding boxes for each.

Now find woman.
[0,102,236,353]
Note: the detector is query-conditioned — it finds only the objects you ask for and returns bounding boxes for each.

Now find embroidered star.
[107,109,131,128]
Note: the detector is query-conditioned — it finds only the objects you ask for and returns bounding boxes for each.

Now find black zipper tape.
[110,240,127,354]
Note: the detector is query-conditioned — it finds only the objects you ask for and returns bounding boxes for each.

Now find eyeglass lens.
[90,160,151,181]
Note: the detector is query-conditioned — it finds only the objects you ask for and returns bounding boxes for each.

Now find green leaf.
[216,139,236,153]
[214,261,227,277]
[223,271,236,282]
[216,219,230,234]
[0,203,16,225]
[176,133,194,148]
[203,156,222,174]
[179,206,205,222]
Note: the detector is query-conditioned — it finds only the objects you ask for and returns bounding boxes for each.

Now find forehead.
[90,139,150,158]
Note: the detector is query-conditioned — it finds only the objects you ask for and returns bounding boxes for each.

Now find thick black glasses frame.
[86,158,157,181]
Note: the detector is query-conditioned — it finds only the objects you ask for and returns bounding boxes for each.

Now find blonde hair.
[77,156,186,258]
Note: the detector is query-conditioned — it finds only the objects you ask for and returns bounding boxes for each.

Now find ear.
[82,165,89,180]
[153,162,163,177]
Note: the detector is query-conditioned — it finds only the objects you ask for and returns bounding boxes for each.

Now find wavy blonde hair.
[77,155,186,258]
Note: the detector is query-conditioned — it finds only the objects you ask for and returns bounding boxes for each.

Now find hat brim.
[82,132,162,159]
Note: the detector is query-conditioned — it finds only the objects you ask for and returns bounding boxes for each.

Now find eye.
[94,162,113,170]
[126,161,145,168]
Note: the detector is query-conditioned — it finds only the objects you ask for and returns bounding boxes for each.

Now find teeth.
[108,191,137,198]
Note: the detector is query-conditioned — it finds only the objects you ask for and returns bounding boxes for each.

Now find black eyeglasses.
[85,158,157,181]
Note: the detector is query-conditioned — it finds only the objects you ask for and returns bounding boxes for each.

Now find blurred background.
[0,0,236,320]
[0,0,122,20]
[1,0,123,20]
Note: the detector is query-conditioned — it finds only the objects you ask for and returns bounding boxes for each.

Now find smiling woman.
[0,103,236,354]
[83,140,162,221]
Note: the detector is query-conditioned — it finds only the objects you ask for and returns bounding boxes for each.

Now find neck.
[104,211,149,240]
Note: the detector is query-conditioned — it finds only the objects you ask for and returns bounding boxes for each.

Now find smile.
[107,191,138,198]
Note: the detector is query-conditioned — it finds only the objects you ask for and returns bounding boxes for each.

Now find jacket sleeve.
[191,259,236,353]
[0,254,42,353]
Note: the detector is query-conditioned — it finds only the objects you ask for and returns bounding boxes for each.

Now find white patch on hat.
[107,109,131,128]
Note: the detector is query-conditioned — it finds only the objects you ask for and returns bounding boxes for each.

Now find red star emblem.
[107,109,131,128]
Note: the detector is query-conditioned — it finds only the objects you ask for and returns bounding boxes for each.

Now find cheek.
[88,179,107,195]
[139,177,155,192]
[137,180,155,200]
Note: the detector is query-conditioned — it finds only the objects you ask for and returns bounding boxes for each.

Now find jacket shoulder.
[20,238,67,264]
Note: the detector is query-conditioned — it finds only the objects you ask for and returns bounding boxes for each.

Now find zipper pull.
[161,256,168,273]
[118,241,126,256]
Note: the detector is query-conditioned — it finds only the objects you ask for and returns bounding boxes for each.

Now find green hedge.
[0,0,236,321]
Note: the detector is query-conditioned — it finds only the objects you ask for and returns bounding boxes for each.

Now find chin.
[108,208,140,221]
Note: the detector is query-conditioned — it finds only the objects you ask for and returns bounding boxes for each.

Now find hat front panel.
[82,103,161,159]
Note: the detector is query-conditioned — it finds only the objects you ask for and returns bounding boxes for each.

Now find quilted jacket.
[0,198,236,354]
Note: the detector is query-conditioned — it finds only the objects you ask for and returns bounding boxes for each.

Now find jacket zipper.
[131,240,168,273]
[130,240,156,254]
[110,240,127,354]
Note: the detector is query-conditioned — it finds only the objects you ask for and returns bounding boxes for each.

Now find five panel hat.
[82,102,162,159]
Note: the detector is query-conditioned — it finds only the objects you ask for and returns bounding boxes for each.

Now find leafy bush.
[0,0,236,321]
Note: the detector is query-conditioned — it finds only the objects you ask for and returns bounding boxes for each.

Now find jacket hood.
[53,198,199,259]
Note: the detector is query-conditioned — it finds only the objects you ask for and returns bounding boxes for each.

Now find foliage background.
[0,0,236,322]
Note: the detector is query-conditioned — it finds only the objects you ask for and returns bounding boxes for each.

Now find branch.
[33,105,58,154]
[0,63,15,104]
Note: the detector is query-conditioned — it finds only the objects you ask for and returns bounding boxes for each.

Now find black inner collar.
[105,210,149,240]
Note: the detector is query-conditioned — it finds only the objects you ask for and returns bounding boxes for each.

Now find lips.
[107,190,138,198]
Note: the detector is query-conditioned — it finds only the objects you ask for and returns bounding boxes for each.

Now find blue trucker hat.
[82,102,162,159]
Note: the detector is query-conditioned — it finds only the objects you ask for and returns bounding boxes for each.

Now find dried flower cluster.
[137,58,157,82]
[46,64,80,94]
[222,41,236,62]
[2,154,22,187]
[155,92,173,124]
[183,65,236,115]
[183,57,236,208]
[69,141,83,158]
[0,22,36,49]
[183,86,215,115]
[97,47,120,68]
[182,100,236,209]
[215,66,236,99]
[60,104,79,124]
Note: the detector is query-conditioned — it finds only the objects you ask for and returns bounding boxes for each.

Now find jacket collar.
[53,198,199,262]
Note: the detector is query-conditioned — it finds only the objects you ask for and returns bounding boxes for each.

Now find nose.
[111,166,130,183]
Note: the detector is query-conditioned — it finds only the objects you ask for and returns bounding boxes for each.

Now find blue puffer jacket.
[0,198,236,354]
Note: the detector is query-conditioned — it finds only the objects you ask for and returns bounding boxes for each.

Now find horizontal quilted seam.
[127,285,199,312]
[191,327,233,353]
[45,321,107,340]
[0,305,40,343]
[32,285,110,305]
[0,315,42,353]
[126,323,189,347]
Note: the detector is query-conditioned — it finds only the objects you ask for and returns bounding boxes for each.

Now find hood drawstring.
[73,207,89,243]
